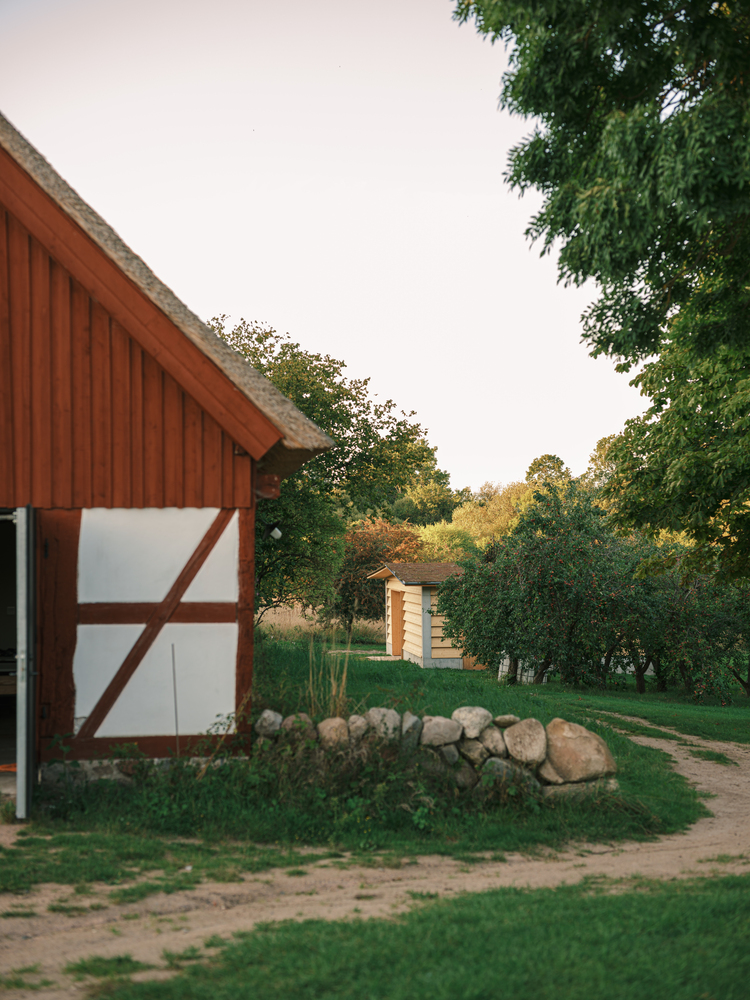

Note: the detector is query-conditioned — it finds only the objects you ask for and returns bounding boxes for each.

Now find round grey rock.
[478,726,507,758]
[317,717,349,748]
[504,718,547,767]
[458,738,489,767]
[254,709,283,738]
[348,714,368,744]
[421,715,463,746]
[545,718,617,782]
[401,711,423,754]
[481,756,541,794]
[365,707,401,741]
[281,713,315,738]
[451,706,493,739]
[494,714,521,728]
[455,762,479,790]
[439,743,460,765]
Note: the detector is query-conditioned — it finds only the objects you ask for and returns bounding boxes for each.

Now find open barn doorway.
[0,511,17,802]
[0,508,35,817]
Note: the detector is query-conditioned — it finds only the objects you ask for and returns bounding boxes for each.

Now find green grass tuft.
[64,954,153,979]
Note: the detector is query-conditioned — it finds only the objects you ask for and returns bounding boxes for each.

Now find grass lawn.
[77,873,750,1000]
[0,830,339,897]
[0,639,707,883]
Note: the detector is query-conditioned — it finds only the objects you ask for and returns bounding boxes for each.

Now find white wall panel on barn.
[182,510,239,602]
[73,624,145,732]
[96,624,238,737]
[78,508,221,602]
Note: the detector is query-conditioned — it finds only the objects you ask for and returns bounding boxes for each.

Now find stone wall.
[255,705,619,800]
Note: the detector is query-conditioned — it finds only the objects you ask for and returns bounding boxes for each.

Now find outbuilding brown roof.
[367,562,463,585]
[0,112,333,478]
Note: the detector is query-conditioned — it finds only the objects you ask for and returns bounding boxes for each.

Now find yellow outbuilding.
[367,562,482,670]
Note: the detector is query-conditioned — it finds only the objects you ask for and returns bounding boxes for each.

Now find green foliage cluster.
[438,483,750,699]
[605,342,750,580]
[389,465,472,526]
[327,518,421,636]
[456,0,750,362]
[82,874,750,1000]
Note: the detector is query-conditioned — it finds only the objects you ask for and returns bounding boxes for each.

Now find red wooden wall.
[0,205,255,509]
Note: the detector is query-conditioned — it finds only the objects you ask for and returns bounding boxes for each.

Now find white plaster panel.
[182,510,239,602]
[73,624,145,718]
[78,508,220,603]
[96,624,238,737]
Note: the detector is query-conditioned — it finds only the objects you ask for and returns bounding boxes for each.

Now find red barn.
[0,112,332,817]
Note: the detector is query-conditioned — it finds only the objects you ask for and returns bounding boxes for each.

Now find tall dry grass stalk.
[306,633,350,719]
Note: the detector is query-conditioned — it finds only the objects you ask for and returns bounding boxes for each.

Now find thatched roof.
[367,562,463,585]
[0,112,334,477]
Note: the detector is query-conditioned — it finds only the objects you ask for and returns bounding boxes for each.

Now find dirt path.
[2,722,749,998]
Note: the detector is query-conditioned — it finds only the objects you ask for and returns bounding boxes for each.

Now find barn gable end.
[0,207,259,508]
[0,113,333,795]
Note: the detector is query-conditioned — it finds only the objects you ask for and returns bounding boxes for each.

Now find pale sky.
[0,0,646,492]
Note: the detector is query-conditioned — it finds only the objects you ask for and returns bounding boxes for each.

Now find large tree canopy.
[604,341,750,579]
[455,0,750,362]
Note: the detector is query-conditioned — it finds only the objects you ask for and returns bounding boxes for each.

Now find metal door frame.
[15,506,35,819]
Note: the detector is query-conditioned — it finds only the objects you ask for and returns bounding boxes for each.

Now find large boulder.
[451,706,493,739]
[542,777,620,800]
[365,707,401,741]
[254,709,283,738]
[317,717,349,748]
[421,716,463,746]
[545,718,617,783]
[348,715,368,744]
[504,718,547,767]
[401,711,423,754]
[478,727,507,758]
[458,738,490,768]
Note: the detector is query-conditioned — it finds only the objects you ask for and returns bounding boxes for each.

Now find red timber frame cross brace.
[36,507,255,759]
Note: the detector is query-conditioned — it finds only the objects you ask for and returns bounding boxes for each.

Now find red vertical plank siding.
[129,338,144,507]
[70,280,92,507]
[0,202,266,508]
[183,394,203,507]
[8,216,31,501]
[142,352,164,507]
[162,372,182,507]
[30,238,52,508]
[50,262,72,507]
[90,301,112,506]
[222,432,234,507]
[0,209,13,498]
[202,415,222,507]
[233,453,252,507]
[110,321,131,507]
